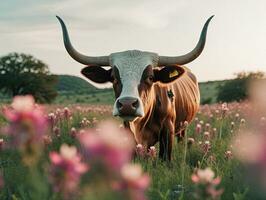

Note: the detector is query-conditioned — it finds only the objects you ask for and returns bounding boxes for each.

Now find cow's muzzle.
[113,97,144,121]
[117,97,139,115]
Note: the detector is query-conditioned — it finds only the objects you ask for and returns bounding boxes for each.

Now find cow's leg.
[159,121,175,161]
[159,128,166,160]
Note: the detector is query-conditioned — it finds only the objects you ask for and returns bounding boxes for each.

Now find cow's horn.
[56,16,110,66]
[158,15,214,66]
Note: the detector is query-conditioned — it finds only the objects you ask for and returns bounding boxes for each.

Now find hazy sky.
[1,0,266,84]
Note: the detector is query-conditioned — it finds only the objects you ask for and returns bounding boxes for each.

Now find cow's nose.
[117,97,139,115]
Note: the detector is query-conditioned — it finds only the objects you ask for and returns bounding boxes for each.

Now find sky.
[1,0,266,85]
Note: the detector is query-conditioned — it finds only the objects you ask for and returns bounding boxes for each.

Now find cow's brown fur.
[128,65,199,160]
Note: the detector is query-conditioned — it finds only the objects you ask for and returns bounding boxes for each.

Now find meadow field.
[0,94,265,200]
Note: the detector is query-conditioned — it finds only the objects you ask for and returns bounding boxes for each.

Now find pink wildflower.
[205,123,210,131]
[80,118,90,128]
[49,144,88,197]
[70,127,77,138]
[212,128,217,136]
[48,112,57,129]
[202,141,211,153]
[136,144,145,157]
[204,131,210,139]
[0,139,4,150]
[63,107,71,120]
[225,150,233,160]
[148,146,156,159]
[221,103,229,114]
[231,122,235,129]
[53,127,60,137]
[188,138,195,147]
[196,124,202,134]
[240,118,246,124]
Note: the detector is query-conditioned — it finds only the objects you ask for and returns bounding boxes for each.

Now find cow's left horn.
[158,15,214,66]
[56,16,110,66]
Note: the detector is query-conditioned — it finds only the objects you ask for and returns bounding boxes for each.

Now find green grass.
[54,90,115,105]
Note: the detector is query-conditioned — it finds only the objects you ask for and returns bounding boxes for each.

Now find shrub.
[217,71,265,102]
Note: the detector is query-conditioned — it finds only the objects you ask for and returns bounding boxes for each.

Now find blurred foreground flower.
[3,95,48,142]
[78,121,134,170]
[232,80,266,195]
[2,95,48,165]
[78,121,150,200]
[191,167,223,200]
[112,164,150,200]
[49,144,88,198]
[233,132,266,192]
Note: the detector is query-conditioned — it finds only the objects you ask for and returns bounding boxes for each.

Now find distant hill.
[57,75,99,93]
[55,75,114,104]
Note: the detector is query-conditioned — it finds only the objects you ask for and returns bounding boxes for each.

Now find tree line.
[216,71,265,103]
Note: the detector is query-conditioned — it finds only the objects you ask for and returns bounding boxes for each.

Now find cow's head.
[57,16,213,121]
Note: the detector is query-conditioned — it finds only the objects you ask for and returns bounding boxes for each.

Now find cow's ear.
[153,65,185,83]
[81,66,112,83]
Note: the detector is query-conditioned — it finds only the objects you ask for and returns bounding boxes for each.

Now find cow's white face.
[110,50,159,121]
[81,50,185,122]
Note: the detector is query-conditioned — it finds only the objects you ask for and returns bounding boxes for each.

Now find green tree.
[217,71,265,102]
[0,53,58,103]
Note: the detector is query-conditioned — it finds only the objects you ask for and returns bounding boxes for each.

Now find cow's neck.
[127,87,157,145]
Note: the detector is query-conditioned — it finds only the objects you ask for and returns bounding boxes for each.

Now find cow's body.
[57,15,213,160]
[127,67,199,159]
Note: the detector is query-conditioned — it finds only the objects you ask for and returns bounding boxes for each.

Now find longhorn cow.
[57,16,213,160]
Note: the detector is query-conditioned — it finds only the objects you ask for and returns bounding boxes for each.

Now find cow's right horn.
[56,16,110,66]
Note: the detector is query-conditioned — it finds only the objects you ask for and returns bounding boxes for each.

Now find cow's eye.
[146,75,154,83]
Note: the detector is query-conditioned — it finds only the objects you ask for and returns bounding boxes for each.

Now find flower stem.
[219,119,224,140]
[180,129,188,199]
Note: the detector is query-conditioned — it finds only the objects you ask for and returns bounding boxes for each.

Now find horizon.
[1,0,266,84]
